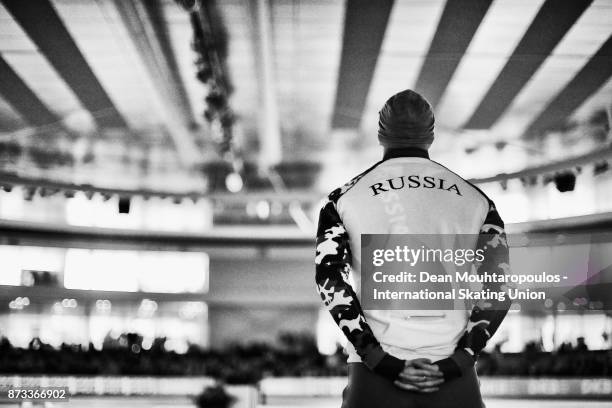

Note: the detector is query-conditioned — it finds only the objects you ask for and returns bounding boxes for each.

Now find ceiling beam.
[0,108,23,132]
[248,0,282,168]
[0,170,318,202]
[414,0,492,108]
[0,284,204,303]
[0,219,312,251]
[464,0,592,130]
[145,1,196,128]
[508,211,612,235]
[331,0,394,129]
[524,35,612,138]
[113,0,201,166]
[118,0,196,127]
[3,213,612,251]
[468,144,612,185]
[0,54,61,129]
[2,0,128,129]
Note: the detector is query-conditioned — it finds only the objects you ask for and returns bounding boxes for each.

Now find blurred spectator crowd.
[478,339,612,377]
[0,332,343,383]
[1,333,611,382]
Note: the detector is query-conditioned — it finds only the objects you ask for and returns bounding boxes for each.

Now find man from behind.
[315,90,511,408]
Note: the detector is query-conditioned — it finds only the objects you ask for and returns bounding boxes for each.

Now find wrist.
[435,349,476,381]
[435,357,461,381]
[465,325,489,354]
[372,353,404,381]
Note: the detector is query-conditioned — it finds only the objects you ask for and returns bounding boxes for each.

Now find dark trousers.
[341,363,485,408]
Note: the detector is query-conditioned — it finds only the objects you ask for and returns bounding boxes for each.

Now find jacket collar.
[382,147,430,161]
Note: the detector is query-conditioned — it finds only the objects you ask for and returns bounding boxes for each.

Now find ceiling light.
[255,200,270,220]
[225,172,243,193]
[554,172,576,192]
[118,197,131,213]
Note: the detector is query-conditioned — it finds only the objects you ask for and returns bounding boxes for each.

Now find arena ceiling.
[0,0,611,197]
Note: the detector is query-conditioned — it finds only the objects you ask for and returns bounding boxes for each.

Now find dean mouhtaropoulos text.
[372,271,563,285]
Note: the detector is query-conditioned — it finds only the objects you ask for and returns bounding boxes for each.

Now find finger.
[402,368,442,377]
[398,374,429,383]
[398,371,440,382]
[398,375,444,387]
[415,379,444,388]
[393,381,420,391]
[413,360,440,370]
[411,362,443,377]
[398,372,444,388]
[411,358,432,365]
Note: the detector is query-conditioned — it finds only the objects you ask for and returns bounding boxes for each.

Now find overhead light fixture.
[255,200,270,220]
[520,175,538,187]
[61,298,77,308]
[554,171,576,192]
[118,197,131,214]
[23,187,36,201]
[594,161,609,175]
[225,171,243,193]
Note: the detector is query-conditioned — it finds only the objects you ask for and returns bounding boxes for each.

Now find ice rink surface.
[263,398,612,408]
[2,397,612,407]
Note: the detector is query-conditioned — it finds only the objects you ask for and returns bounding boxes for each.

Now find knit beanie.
[378,90,435,149]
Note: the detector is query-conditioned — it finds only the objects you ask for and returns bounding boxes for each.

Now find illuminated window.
[138,252,208,293]
[64,249,140,291]
[0,246,64,286]
[64,249,208,293]
[65,193,142,229]
[65,193,213,232]
[0,187,24,220]
[0,246,22,285]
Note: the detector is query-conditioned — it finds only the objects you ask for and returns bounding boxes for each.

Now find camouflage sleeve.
[459,200,512,355]
[436,200,512,380]
[315,199,404,381]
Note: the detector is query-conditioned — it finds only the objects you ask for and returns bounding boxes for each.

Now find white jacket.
[315,147,511,379]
